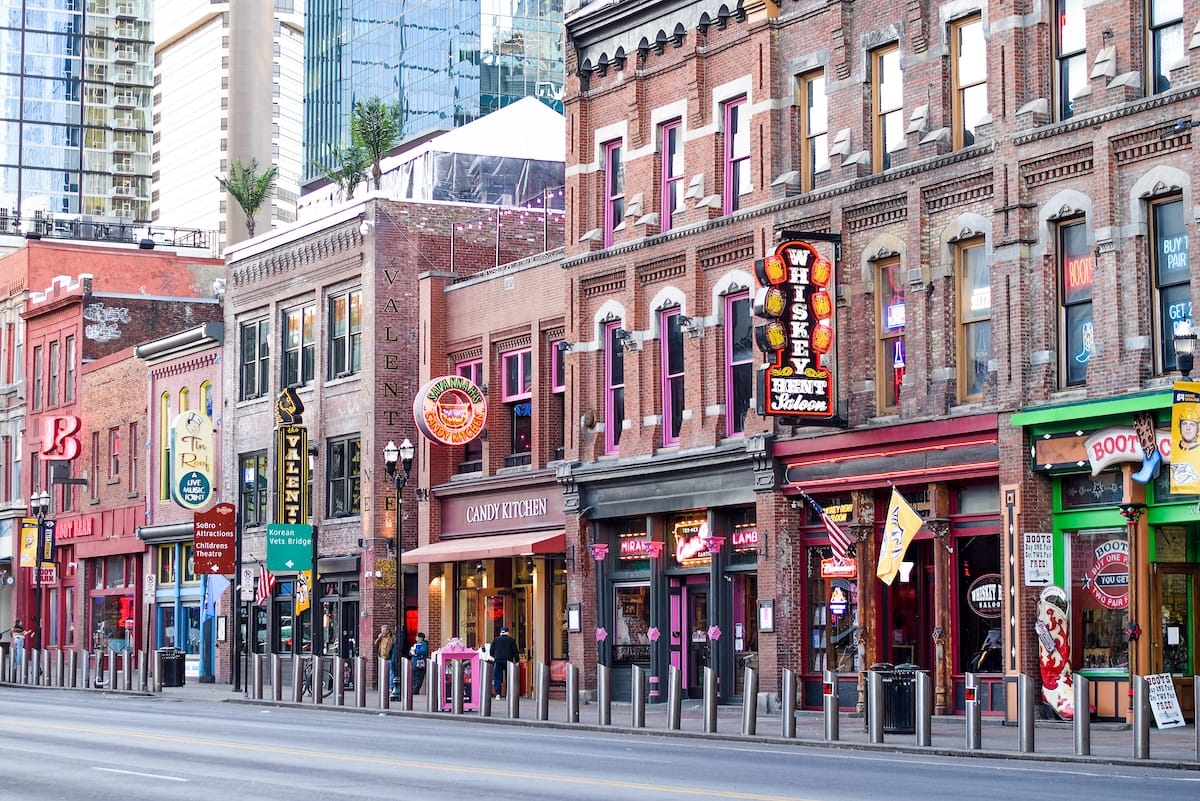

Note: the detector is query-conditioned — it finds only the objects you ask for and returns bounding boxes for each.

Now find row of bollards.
[0,647,155,692]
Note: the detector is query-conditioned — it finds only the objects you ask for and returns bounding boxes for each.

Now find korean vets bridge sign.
[266,523,314,572]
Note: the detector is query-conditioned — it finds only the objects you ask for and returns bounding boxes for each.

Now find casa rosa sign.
[413,375,487,447]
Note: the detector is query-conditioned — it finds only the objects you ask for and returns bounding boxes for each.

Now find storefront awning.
[403,530,564,564]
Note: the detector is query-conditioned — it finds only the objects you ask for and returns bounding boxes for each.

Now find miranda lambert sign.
[754,239,836,421]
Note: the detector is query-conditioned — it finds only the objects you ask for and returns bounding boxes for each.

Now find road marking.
[93,767,188,782]
[3,718,809,801]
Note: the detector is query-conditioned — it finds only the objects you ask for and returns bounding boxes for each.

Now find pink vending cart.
[437,643,481,711]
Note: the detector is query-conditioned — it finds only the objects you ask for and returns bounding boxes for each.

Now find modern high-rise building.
[303,0,565,191]
[153,0,304,248]
[0,0,154,225]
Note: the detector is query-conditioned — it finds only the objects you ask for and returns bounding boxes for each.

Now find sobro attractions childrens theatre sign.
[754,238,839,423]
[414,374,488,446]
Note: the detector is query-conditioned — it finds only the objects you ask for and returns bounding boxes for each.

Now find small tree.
[217,158,277,238]
[313,145,369,201]
[351,97,402,190]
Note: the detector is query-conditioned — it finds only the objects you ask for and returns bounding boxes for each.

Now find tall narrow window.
[1055,0,1087,120]
[32,345,43,411]
[1149,0,1184,94]
[456,359,484,469]
[798,72,828,193]
[605,321,626,454]
[201,381,213,418]
[326,436,361,517]
[1059,219,1094,386]
[12,321,22,383]
[179,386,190,412]
[128,422,138,494]
[550,340,566,460]
[3,321,12,384]
[878,260,906,411]
[951,15,987,149]
[872,45,903,171]
[661,309,685,446]
[328,290,362,379]
[90,430,100,501]
[502,349,533,460]
[240,451,268,527]
[108,426,120,479]
[603,140,624,247]
[1152,197,1190,372]
[660,120,684,232]
[726,292,753,436]
[957,240,991,402]
[239,320,269,400]
[723,96,750,212]
[284,304,316,387]
[48,340,59,406]
[159,392,170,500]
[64,335,75,402]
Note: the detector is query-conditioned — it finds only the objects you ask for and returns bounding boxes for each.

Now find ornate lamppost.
[30,490,51,662]
[383,439,415,648]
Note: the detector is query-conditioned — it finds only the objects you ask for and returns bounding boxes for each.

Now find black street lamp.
[30,490,51,661]
[383,438,415,648]
[1174,320,1196,378]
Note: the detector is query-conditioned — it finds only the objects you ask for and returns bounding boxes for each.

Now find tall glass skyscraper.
[1,0,154,222]
[304,0,564,190]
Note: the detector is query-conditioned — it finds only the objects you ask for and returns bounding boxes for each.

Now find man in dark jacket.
[489,626,519,698]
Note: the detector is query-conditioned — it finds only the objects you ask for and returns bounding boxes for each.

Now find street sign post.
[193,502,237,574]
[266,523,314,572]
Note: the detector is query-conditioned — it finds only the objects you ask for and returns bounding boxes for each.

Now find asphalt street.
[0,687,1197,801]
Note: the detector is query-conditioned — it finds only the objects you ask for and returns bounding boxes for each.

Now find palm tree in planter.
[313,145,369,202]
[351,97,402,191]
[217,158,278,239]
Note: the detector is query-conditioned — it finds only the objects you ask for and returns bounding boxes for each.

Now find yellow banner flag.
[295,570,312,614]
[18,518,37,568]
[877,489,924,585]
[1170,380,1200,494]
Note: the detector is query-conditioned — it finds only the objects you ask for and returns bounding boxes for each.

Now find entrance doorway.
[882,539,934,667]
[1155,565,1196,720]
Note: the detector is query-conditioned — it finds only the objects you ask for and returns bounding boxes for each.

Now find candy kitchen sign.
[754,239,837,422]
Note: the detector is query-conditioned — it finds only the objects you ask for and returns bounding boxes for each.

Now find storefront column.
[928,518,952,714]
[707,533,729,704]
[646,538,667,700]
[1119,501,1146,716]
[590,543,610,667]
[849,515,875,714]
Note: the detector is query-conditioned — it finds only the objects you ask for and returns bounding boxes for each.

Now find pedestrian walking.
[488,626,519,698]
[409,632,430,694]
[372,624,397,699]
[11,619,24,667]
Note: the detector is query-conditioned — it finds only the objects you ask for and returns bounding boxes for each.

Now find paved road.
[1,687,1198,801]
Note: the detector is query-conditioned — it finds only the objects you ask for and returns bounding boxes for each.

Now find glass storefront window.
[957,535,1002,672]
[456,565,483,648]
[159,604,176,648]
[614,584,650,665]
[182,605,201,654]
[182,544,197,583]
[550,558,568,661]
[93,594,135,650]
[1068,528,1128,671]
[104,555,126,588]
[157,545,175,584]
[806,545,859,673]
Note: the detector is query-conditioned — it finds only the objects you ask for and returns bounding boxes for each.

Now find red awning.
[403,530,564,564]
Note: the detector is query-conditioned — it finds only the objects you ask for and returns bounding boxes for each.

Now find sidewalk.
[154,679,1200,770]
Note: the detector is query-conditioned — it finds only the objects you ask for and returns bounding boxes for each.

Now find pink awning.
[403,530,564,564]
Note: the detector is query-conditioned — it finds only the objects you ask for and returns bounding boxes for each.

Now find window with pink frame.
[725,292,754,436]
[456,359,484,468]
[661,309,685,445]
[660,120,684,232]
[550,340,566,459]
[604,321,625,454]
[603,140,624,247]
[723,97,750,213]
[501,349,533,457]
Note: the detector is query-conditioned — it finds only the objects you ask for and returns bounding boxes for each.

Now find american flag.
[821,510,853,562]
[255,564,275,606]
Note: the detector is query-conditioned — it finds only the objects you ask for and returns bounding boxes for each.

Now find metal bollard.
[506,660,520,719]
[597,663,611,725]
[451,660,465,714]
[292,656,304,703]
[666,664,683,730]
[823,669,839,741]
[1018,673,1036,753]
[427,657,440,712]
[68,650,78,689]
[631,664,646,728]
[137,651,148,692]
[378,657,390,709]
[312,656,324,705]
[330,657,343,706]
[271,654,283,701]
[54,649,64,687]
[868,670,885,744]
[965,672,982,750]
[1133,675,1150,760]
[119,652,130,691]
[1073,674,1091,755]
[915,670,932,747]
[396,657,409,709]
[781,668,797,738]
[535,662,550,721]
[480,661,493,717]
[41,650,50,687]
[252,654,263,699]
[741,666,758,736]
[355,657,367,708]
[565,663,579,723]
[703,666,718,734]
[107,652,118,691]
[152,650,162,693]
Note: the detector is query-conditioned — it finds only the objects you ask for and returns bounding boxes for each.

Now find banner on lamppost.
[19,518,37,568]
[1169,380,1200,494]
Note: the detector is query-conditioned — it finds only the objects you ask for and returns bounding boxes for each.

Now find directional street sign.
[266,523,314,572]
[193,502,237,574]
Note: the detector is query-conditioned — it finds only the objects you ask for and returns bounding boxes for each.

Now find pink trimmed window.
[501,349,533,457]
[604,321,626,454]
[723,97,750,213]
[550,340,566,460]
[661,308,684,446]
[660,120,684,232]
[603,139,624,247]
[726,292,753,436]
[456,359,484,468]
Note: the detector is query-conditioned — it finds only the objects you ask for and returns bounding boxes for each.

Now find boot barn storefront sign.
[753,239,838,423]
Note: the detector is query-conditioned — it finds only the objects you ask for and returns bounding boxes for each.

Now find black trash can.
[158,647,185,687]
[871,663,917,734]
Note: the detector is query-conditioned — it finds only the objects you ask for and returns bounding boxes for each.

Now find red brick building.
[559,0,1198,721]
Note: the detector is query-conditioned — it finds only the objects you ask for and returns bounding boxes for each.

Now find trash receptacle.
[870,662,917,733]
[158,647,185,687]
